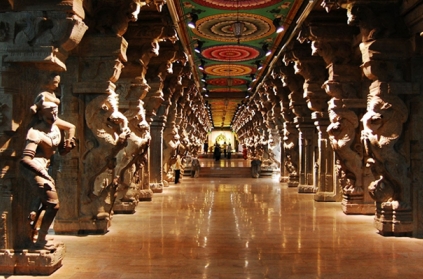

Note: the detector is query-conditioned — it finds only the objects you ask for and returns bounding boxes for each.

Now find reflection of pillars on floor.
[149,119,165,193]
[297,119,315,193]
[313,112,340,202]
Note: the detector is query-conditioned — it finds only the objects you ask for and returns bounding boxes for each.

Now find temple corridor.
[6,161,423,279]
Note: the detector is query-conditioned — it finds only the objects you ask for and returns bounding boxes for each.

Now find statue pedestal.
[113,202,137,214]
[287,174,299,187]
[342,195,375,215]
[298,184,316,193]
[150,183,163,193]
[0,243,65,275]
[54,219,110,235]
[374,203,413,236]
[139,189,153,201]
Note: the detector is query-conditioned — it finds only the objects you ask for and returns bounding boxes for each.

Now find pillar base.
[0,242,65,275]
[342,195,375,215]
[298,185,316,193]
[139,189,153,201]
[287,175,299,187]
[374,204,413,236]
[113,201,137,214]
[150,183,163,193]
[314,191,341,202]
[54,218,110,235]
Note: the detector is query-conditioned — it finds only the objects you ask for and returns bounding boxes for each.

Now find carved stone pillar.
[149,117,165,193]
[0,0,87,275]
[296,119,316,192]
[272,60,303,186]
[347,0,416,235]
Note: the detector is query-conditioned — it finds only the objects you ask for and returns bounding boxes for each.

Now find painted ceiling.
[168,0,302,129]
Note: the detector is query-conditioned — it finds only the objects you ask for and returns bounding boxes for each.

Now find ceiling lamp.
[232,0,243,44]
[246,82,251,91]
[250,74,256,82]
[202,83,207,91]
[227,78,233,87]
[194,40,204,53]
[262,43,271,56]
[273,18,284,33]
[204,90,209,97]
[198,59,205,70]
[255,60,262,70]
[232,21,244,38]
[188,13,198,29]
[201,73,207,82]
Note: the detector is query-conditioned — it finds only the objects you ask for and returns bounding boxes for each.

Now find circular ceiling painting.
[192,13,275,42]
[193,0,280,10]
[210,88,243,92]
[204,64,254,76]
[208,78,247,86]
[202,45,261,61]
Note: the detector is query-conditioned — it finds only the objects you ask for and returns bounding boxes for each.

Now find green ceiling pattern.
[174,0,297,128]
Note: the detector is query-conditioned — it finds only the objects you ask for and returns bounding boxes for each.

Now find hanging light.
[194,40,204,53]
[188,13,198,29]
[250,74,256,82]
[273,18,285,33]
[232,0,243,44]
[198,59,205,70]
[255,60,262,70]
[262,43,271,56]
[232,21,244,37]
[201,73,207,82]
[227,78,233,87]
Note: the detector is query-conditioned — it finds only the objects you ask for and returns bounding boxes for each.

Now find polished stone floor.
[6,159,423,279]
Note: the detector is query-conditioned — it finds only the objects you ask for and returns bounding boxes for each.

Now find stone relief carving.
[30,73,76,151]
[20,100,76,250]
[327,98,363,195]
[361,93,409,210]
[84,0,142,36]
[82,91,130,219]
[114,99,150,206]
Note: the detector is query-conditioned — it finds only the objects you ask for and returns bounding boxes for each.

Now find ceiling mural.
[169,0,299,128]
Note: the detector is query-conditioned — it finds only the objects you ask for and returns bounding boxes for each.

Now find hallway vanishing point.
[5,159,423,279]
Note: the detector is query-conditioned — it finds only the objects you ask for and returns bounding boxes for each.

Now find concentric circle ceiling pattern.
[175,0,297,127]
[202,45,261,61]
[193,0,280,9]
[192,13,275,42]
[207,78,247,86]
[204,64,254,76]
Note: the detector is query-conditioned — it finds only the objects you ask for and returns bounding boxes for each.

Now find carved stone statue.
[30,73,76,151]
[361,93,409,210]
[82,91,130,219]
[20,101,75,250]
[327,98,363,195]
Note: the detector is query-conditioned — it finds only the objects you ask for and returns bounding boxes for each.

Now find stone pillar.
[346,0,416,235]
[0,0,87,274]
[273,60,305,187]
[296,119,315,192]
[291,26,335,199]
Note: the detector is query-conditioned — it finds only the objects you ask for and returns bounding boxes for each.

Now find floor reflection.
[32,170,423,279]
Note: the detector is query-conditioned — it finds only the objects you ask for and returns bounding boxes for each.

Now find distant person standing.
[204,142,209,154]
[222,141,227,158]
[214,143,221,161]
[174,155,182,184]
[227,143,232,159]
[242,145,248,160]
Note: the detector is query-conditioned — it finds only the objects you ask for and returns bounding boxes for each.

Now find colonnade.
[1,0,423,275]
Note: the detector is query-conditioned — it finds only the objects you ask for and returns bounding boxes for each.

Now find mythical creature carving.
[114,100,150,205]
[82,91,130,219]
[361,93,409,210]
[327,99,363,195]
[86,0,142,36]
